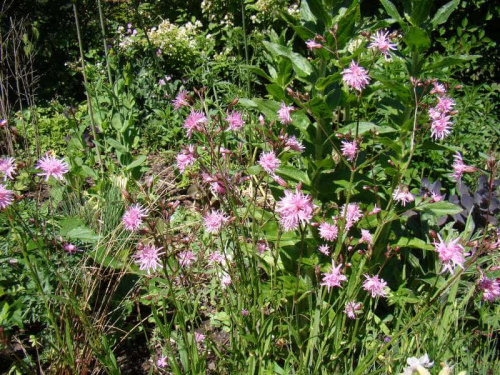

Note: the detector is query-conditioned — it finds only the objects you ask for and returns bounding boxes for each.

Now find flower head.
[393,186,415,206]
[341,203,363,231]
[276,188,314,231]
[341,140,358,162]
[369,30,397,59]
[431,81,447,96]
[360,229,372,245]
[402,353,434,375]
[176,145,197,173]
[430,114,453,140]
[122,204,148,231]
[134,244,164,274]
[36,154,69,181]
[157,355,168,368]
[63,243,79,254]
[318,244,330,256]
[0,157,16,180]
[319,222,338,242]
[183,110,208,138]
[172,90,190,110]
[435,96,455,113]
[341,61,370,92]
[226,111,245,131]
[451,152,476,183]
[221,273,232,288]
[344,301,362,319]
[178,250,197,267]
[434,234,469,274]
[0,184,14,209]
[320,261,347,291]
[195,332,206,343]
[479,277,500,302]
[363,274,388,298]
[277,102,294,125]
[285,135,305,153]
[306,39,323,50]
[258,151,281,174]
[204,210,229,233]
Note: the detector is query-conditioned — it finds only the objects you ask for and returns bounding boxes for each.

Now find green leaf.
[263,41,313,77]
[81,165,98,179]
[394,237,433,251]
[380,0,402,22]
[338,122,397,135]
[242,65,273,82]
[106,138,128,153]
[124,155,147,170]
[415,201,463,216]
[276,165,311,186]
[304,0,330,27]
[404,26,431,52]
[430,0,460,28]
[66,227,99,243]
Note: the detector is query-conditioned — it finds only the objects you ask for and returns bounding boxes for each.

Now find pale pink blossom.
[369,30,397,59]
[368,205,381,215]
[172,90,190,110]
[430,114,453,140]
[204,210,229,233]
[0,157,16,180]
[320,261,347,291]
[479,277,500,302]
[319,222,338,242]
[363,274,389,298]
[451,152,476,183]
[195,332,206,343]
[183,110,207,138]
[122,204,148,231]
[341,61,370,92]
[392,186,415,206]
[430,191,443,202]
[360,229,372,245]
[241,309,249,316]
[221,273,232,288]
[226,111,245,131]
[285,135,305,153]
[306,39,323,50]
[209,251,224,264]
[318,244,330,256]
[276,188,314,231]
[258,151,281,174]
[178,250,197,267]
[434,234,469,274]
[431,81,447,96]
[344,301,362,319]
[257,239,269,253]
[435,96,455,113]
[36,154,69,181]
[176,145,197,173]
[341,140,358,162]
[63,243,79,254]
[277,102,294,125]
[157,355,168,368]
[272,174,288,187]
[341,203,363,231]
[0,184,13,209]
[134,244,164,274]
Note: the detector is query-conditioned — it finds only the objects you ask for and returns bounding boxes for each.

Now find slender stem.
[96,0,113,85]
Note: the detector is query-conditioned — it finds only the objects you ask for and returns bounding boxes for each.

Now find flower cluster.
[276,188,314,231]
[363,274,389,298]
[176,145,197,173]
[341,61,370,92]
[451,152,476,183]
[122,204,148,231]
[428,81,457,140]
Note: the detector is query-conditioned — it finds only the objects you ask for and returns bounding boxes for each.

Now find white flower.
[401,353,434,375]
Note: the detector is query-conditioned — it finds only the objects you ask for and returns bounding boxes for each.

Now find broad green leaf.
[276,165,311,186]
[430,0,460,28]
[415,201,463,216]
[380,0,402,22]
[124,155,147,170]
[106,138,128,153]
[395,237,433,251]
[66,227,99,243]
[263,41,313,77]
[404,26,431,51]
[242,65,273,82]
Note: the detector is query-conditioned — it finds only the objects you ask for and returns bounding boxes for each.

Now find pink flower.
[341,203,363,231]
[393,186,415,206]
[277,102,294,125]
[285,135,305,153]
[183,110,207,138]
[157,355,168,368]
[276,188,314,231]
[195,332,205,343]
[63,243,79,254]
[176,145,197,173]
[134,244,164,274]
[0,184,14,209]
[360,229,372,245]
[344,301,362,319]
[341,140,358,162]
[36,154,69,181]
[241,309,249,316]
[0,157,16,180]
[226,111,245,131]
[368,205,381,215]
[479,277,500,302]
[204,210,229,233]
[363,274,389,298]
[257,239,269,253]
[369,30,397,59]
[319,222,338,242]
[430,114,453,140]
[172,90,190,110]
[318,244,330,256]
[430,81,447,96]
[451,152,476,183]
[341,61,370,92]
[435,96,455,113]
[434,234,469,274]
[320,261,347,291]
[178,250,197,267]
[430,191,443,202]
[306,39,323,50]
[221,273,232,288]
[209,251,224,264]
[158,79,166,86]
[122,204,148,231]
[258,151,281,174]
